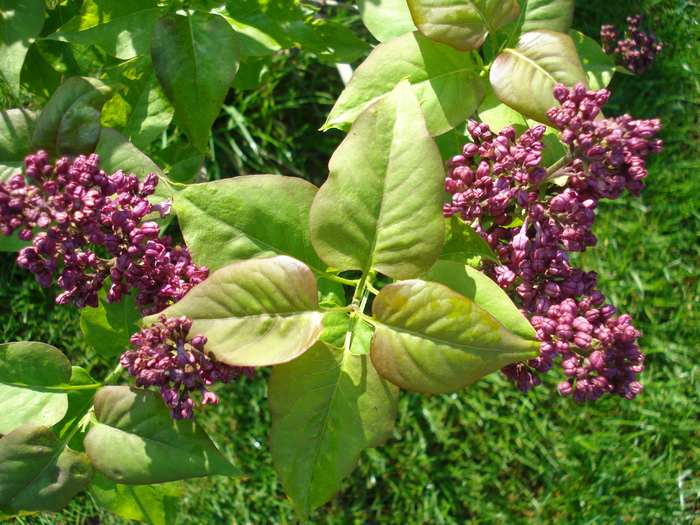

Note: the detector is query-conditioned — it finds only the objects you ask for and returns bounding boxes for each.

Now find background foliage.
[1,0,699,523]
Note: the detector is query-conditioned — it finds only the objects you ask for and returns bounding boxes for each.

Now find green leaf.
[100,55,174,149]
[231,55,272,90]
[30,76,116,157]
[160,143,202,184]
[52,366,100,450]
[370,279,540,393]
[489,30,587,125]
[144,256,324,367]
[423,259,536,339]
[151,12,240,154]
[223,16,282,56]
[407,0,520,51]
[311,81,446,280]
[46,0,162,60]
[323,31,485,137]
[269,341,399,519]
[175,175,324,273]
[20,43,62,100]
[0,108,37,163]
[349,318,374,356]
[519,0,574,33]
[0,342,72,435]
[88,473,180,525]
[0,425,94,516]
[80,289,141,358]
[84,386,242,484]
[569,29,616,90]
[356,0,417,42]
[440,215,499,265]
[0,0,45,97]
[224,0,327,53]
[309,18,372,64]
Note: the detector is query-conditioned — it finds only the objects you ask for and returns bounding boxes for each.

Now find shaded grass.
[4,0,700,523]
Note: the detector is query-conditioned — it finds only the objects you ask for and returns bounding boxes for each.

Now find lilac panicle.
[444,83,661,401]
[0,151,208,313]
[121,315,255,420]
[601,15,663,74]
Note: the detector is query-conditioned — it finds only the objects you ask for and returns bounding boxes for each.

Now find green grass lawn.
[3,0,699,523]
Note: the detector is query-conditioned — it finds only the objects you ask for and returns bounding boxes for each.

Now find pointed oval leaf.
[144,255,324,367]
[0,342,72,434]
[371,279,540,393]
[0,425,94,515]
[356,0,417,42]
[88,473,180,525]
[46,0,162,60]
[175,175,324,274]
[80,289,141,358]
[30,76,115,157]
[269,342,399,519]
[490,30,587,124]
[151,12,240,154]
[323,31,485,137]
[0,0,45,97]
[520,0,574,33]
[440,215,499,265]
[569,29,616,90]
[101,55,174,149]
[423,259,536,339]
[407,0,520,51]
[83,386,242,484]
[311,81,446,280]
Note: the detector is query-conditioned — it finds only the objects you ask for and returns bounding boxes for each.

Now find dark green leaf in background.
[175,175,324,273]
[0,342,72,435]
[223,15,282,56]
[323,31,485,136]
[88,473,180,525]
[309,18,372,65]
[80,289,141,358]
[20,43,62,100]
[312,81,446,280]
[0,0,45,97]
[490,30,587,124]
[519,0,574,33]
[371,279,540,393]
[0,425,94,516]
[151,12,240,154]
[356,0,417,43]
[423,259,537,340]
[269,341,399,519]
[30,76,116,157]
[144,256,324,367]
[101,55,174,149]
[46,0,162,60]
[407,0,520,51]
[569,29,616,90]
[84,386,242,484]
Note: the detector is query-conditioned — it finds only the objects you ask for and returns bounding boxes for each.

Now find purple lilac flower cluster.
[0,151,208,313]
[444,83,661,401]
[601,15,663,74]
[121,315,255,419]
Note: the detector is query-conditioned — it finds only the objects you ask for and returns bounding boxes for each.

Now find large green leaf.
[356,0,417,42]
[311,81,446,280]
[309,18,372,65]
[83,386,242,484]
[569,29,616,91]
[0,342,72,435]
[519,0,574,33]
[143,256,324,367]
[20,43,62,100]
[490,30,587,124]
[0,108,37,181]
[88,473,180,525]
[30,76,116,157]
[174,175,323,274]
[370,279,540,393]
[0,425,94,516]
[46,0,162,60]
[269,341,399,519]
[0,0,45,97]
[440,215,499,266]
[407,0,520,51]
[151,12,240,154]
[423,259,536,339]
[323,31,485,137]
[224,0,327,53]
[101,55,174,149]
[80,289,141,358]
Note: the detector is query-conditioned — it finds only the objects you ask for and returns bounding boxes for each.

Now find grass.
[3,0,700,523]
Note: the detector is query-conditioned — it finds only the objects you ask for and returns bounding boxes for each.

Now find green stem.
[321,273,358,287]
[344,270,375,352]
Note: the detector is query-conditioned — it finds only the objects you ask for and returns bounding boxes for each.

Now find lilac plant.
[0,0,664,523]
